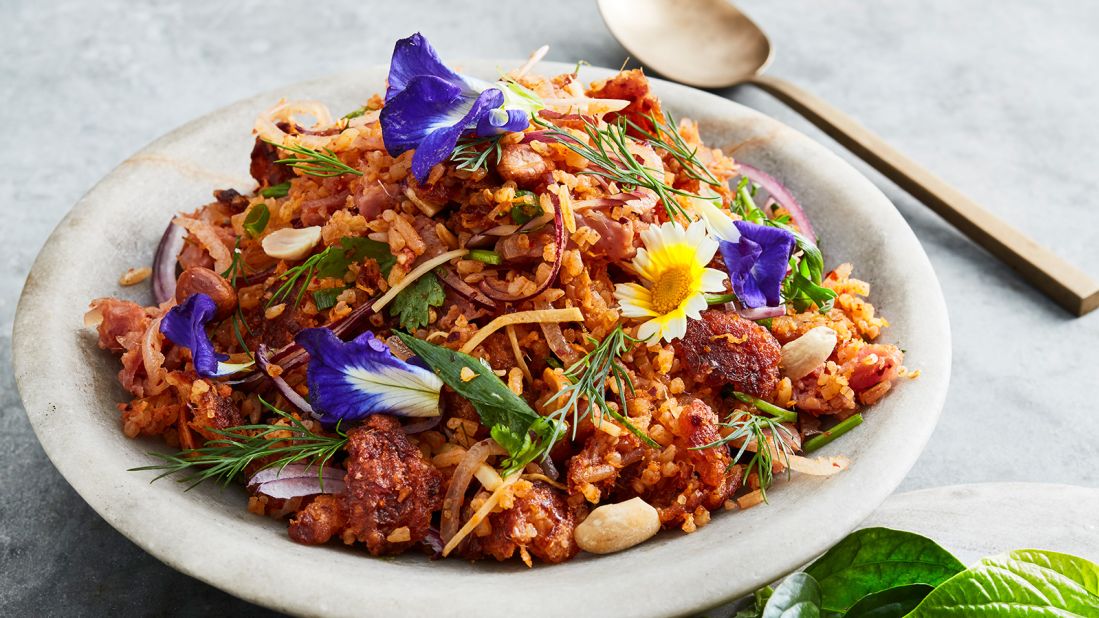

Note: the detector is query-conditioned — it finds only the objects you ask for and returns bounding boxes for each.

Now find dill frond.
[265,139,364,178]
[692,412,797,501]
[532,114,716,220]
[450,134,505,172]
[545,325,659,449]
[129,398,347,490]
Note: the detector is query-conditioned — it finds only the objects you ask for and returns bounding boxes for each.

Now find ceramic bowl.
[13,61,950,617]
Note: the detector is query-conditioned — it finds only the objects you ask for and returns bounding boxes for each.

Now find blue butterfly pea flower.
[719,220,796,309]
[381,33,539,183]
[296,327,442,425]
[160,294,253,378]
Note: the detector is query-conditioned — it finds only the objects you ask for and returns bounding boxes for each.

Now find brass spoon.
[597,0,1099,316]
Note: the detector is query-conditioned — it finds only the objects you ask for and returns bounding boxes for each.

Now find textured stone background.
[2,0,1097,615]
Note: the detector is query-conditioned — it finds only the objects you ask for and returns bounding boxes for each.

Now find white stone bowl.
[13,61,950,617]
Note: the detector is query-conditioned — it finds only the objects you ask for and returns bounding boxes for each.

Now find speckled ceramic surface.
[861,482,1099,564]
[13,61,950,618]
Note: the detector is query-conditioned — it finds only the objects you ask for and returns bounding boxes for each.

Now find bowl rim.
[13,60,951,617]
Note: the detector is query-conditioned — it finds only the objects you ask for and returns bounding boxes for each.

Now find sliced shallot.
[247,463,346,499]
[152,222,187,304]
[440,439,506,544]
[256,344,315,415]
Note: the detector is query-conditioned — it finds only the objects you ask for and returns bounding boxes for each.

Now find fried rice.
[85,57,911,566]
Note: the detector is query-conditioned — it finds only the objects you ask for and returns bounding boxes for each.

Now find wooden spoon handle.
[744,74,1099,316]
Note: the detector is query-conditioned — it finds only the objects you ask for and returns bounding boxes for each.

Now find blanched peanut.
[261,226,322,260]
[781,326,837,380]
[574,497,660,554]
[175,267,237,319]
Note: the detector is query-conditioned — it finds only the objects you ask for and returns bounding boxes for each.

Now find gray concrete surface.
[2,0,1096,615]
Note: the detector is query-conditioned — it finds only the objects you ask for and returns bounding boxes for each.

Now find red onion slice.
[437,267,497,308]
[152,222,187,304]
[422,528,444,559]
[737,163,816,242]
[477,195,564,303]
[466,224,521,249]
[256,344,315,416]
[737,304,787,320]
[248,463,346,499]
[401,416,441,435]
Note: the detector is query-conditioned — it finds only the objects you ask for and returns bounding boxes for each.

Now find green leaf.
[316,237,394,279]
[260,182,290,198]
[804,527,965,613]
[844,584,932,618]
[783,271,837,313]
[395,333,560,474]
[510,190,543,224]
[388,271,445,331]
[242,203,270,237]
[312,286,345,311]
[908,549,1099,617]
[762,572,822,618]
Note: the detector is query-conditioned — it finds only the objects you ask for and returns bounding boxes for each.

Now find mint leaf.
[389,271,444,330]
[395,333,560,474]
[242,203,270,237]
[909,549,1099,617]
[805,527,964,613]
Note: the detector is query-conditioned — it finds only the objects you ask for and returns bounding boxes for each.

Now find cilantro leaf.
[389,271,444,330]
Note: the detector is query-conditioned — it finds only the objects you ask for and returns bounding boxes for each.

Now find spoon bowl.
[597,0,771,88]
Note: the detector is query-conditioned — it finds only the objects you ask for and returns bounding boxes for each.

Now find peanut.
[781,326,838,380]
[261,226,322,260]
[574,497,660,554]
[175,267,237,319]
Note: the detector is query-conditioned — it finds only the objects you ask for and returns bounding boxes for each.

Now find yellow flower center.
[650,266,693,315]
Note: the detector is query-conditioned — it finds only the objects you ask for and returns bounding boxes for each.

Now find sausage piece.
[672,309,781,398]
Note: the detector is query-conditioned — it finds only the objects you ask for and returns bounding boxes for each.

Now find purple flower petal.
[476,108,530,136]
[720,221,796,308]
[382,85,504,183]
[385,33,463,102]
[296,328,443,425]
[160,293,227,378]
[381,75,466,154]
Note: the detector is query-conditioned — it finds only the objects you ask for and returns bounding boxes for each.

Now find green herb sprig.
[545,325,659,449]
[219,238,255,356]
[693,412,796,501]
[267,237,392,309]
[533,114,705,220]
[129,398,347,489]
[265,139,364,178]
[450,134,505,172]
[622,111,722,190]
